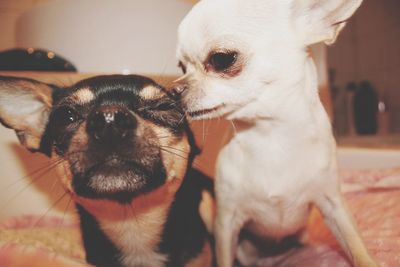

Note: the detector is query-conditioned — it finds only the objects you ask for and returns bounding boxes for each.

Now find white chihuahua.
[174,0,378,266]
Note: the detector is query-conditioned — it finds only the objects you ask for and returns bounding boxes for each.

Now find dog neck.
[98,202,170,267]
[229,54,332,138]
[75,185,175,267]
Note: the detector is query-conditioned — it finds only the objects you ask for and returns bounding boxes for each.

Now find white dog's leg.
[316,191,378,267]
[236,239,260,266]
[215,206,245,267]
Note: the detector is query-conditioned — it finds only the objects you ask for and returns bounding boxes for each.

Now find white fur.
[176,0,378,266]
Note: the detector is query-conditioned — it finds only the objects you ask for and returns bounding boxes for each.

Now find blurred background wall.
[328,0,400,135]
[0,0,194,74]
[0,0,48,51]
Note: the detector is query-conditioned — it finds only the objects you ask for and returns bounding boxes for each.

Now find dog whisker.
[67,158,81,169]
[129,199,147,231]
[160,145,190,154]
[128,201,140,226]
[0,159,68,212]
[57,195,73,231]
[156,135,174,139]
[159,148,203,170]
[202,119,205,144]
[34,191,68,227]
[230,120,238,136]
[136,98,183,113]
[160,145,207,168]
[177,113,186,125]
[55,194,73,251]
[203,120,213,144]
[160,148,189,159]
[2,157,65,191]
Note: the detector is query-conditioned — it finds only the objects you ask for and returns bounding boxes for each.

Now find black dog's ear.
[0,76,56,152]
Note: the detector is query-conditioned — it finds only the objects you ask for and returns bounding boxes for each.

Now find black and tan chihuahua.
[0,75,214,267]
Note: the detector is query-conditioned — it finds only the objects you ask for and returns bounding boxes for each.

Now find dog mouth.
[187,104,225,119]
[72,156,166,203]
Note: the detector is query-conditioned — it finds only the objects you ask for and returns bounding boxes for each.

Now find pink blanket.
[259,168,400,267]
[0,216,88,267]
[1,169,399,267]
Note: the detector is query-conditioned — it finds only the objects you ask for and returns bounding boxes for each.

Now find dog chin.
[187,104,232,120]
[73,161,166,203]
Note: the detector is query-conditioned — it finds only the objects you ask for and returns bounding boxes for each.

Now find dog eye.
[156,103,174,111]
[152,101,176,111]
[51,106,80,127]
[207,51,238,72]
[178,61,186,74]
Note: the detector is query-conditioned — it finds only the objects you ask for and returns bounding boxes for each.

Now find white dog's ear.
[291,0,363,45]
[0,76,55,152]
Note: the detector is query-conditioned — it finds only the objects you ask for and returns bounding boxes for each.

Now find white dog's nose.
[170,84,188,97]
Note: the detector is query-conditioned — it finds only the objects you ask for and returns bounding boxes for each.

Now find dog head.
[174,0,363,120]
[0,75,195,204]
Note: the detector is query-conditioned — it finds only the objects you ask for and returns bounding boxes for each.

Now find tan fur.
[74,186,175,267]
[16,132,42,150]
[16,80,53,107]
[72,88,95,104]
[150,121,190,185]
[63,122,90,180]
[0,80,53,150]
[59,114,191,198]
[139,85,165,100]
[199,189,216,234]
[55,123,88,194]
[74,177,178,220]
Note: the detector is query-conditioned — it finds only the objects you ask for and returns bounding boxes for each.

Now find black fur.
[77,168,214,267]
[160,169,214,266]
[76,204,124,267]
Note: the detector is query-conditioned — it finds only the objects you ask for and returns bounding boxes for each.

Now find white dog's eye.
[207,51,238,73]
[178,61,187,74]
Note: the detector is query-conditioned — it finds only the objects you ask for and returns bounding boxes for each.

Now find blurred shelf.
[337,134,400,149]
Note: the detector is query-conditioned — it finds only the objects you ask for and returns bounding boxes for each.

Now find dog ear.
[0,76,56,152]
[291,0,363,45]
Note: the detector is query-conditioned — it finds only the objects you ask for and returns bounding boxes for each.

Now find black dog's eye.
[140,98,183,128]
[178,61,187,74]
[156,102,175,111]
[207,51,238,72]
[149,99,177,112]
[51,106,80,127]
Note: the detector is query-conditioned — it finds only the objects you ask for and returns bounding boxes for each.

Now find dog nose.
[170,84,187,97]
[87,106,136,142]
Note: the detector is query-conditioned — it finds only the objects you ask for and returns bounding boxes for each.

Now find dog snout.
[87,106,137,142]
[170,82,188,97]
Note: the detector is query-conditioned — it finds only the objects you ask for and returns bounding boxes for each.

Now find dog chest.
[99,206,169,267]
[244,194,311,238]
[217,133,332,193]
[216,128,333,238]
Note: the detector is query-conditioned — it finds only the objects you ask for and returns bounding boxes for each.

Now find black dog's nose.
[87,106,136,142]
